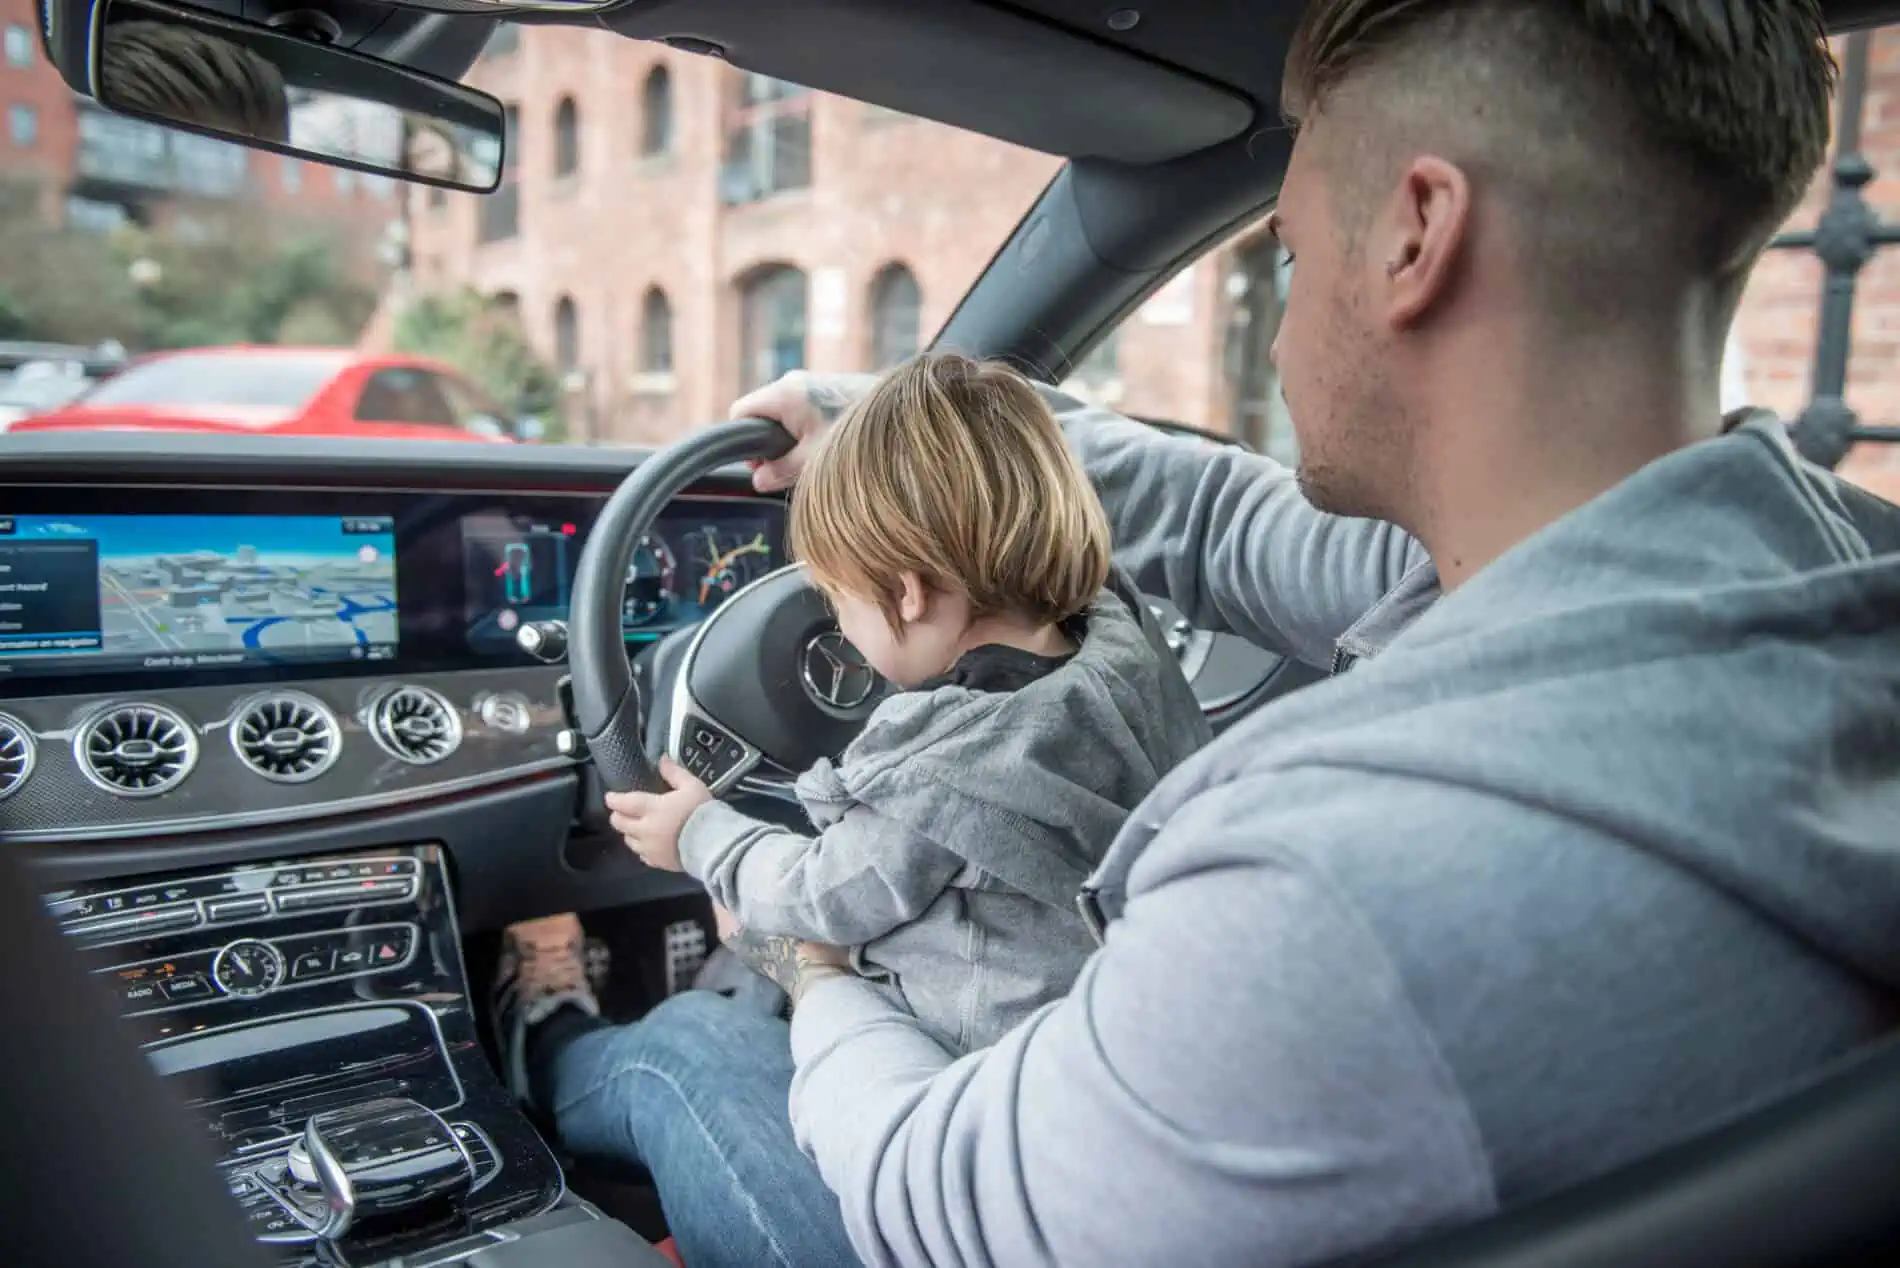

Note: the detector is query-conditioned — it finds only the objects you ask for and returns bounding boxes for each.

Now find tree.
[122,213,379,349]
[392,289,563,436]
[0,177,379,350]
[0,176,142,345]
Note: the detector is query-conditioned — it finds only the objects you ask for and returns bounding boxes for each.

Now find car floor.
[464,894,719,1244]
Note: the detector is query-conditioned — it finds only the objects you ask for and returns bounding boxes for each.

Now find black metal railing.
[1771,31,1900,469]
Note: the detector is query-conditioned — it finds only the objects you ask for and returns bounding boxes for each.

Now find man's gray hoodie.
[786,402,1900,1268]
[679,584,1210,1054]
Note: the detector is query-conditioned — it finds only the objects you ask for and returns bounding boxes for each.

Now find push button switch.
[122,979,162,1008]
[290,949,336,981]
[677,715,752,788]
[160,973,212,1002]
[367,927,414,967]
[207,895,270,924]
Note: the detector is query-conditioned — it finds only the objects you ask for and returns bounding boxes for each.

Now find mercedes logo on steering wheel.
[799,631,879,710]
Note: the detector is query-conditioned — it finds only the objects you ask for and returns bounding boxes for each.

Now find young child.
[610,353,1210,1054]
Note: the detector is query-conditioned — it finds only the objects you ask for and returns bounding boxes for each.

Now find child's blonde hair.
[791,353,1111,629]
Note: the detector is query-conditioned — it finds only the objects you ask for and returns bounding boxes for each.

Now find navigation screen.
[0,514,398,678]
[461,504,782,654]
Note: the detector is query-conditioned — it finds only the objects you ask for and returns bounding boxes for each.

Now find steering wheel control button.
[676,714,753,788]
[211,939,287,999]
[477,691,534,734]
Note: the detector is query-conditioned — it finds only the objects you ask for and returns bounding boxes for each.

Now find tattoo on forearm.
[805,374,876,423]
[724,927,805,994]
[722,926,848,1004]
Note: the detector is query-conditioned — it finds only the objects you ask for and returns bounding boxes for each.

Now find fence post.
[1772,32,1900,470]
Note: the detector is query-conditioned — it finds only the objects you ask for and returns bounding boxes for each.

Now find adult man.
[499,1,1900,1264]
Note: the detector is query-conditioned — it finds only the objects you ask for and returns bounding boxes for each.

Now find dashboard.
[0,444,786,850]
[0,430,1288,935]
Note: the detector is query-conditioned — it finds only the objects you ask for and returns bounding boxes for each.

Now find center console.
[45,843,580,1266]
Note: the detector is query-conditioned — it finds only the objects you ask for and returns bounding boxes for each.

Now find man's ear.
[1377,155,1471,328]
[896,572,930,625]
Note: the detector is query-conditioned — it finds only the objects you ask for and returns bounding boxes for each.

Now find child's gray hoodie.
[678,582,1211,1052]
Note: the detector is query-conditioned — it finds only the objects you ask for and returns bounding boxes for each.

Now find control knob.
[212,938,286,998]
[516,620,568,664]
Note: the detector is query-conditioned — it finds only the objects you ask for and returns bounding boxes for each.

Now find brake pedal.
[583,936,612,994]
[661,920,708,996]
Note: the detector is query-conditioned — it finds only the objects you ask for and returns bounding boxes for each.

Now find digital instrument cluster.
[460,502,780,654]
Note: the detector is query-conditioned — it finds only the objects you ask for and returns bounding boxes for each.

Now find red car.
[9,346,516,442]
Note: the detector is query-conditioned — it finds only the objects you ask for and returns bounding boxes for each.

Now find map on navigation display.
[0,513,398,677]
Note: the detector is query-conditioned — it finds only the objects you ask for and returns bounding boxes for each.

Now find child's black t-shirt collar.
[913,614,1087,694]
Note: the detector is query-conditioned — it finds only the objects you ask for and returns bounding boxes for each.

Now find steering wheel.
[566,419,890,796]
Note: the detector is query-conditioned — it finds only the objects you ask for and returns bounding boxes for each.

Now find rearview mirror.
[93,0,505,193]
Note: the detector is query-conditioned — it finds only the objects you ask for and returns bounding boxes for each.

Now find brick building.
[408,23,1900,498]
[0,0,395,246]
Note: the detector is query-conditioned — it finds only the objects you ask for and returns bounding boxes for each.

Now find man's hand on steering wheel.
[731,371,877,494]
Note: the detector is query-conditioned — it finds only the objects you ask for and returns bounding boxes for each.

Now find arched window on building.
[642,287,674,374]
[553,295,580,372]
[720,74,811,204]
[641,66,674,157]
[737,265,807,393]
[868,263,922,368]
[553,96,580,177]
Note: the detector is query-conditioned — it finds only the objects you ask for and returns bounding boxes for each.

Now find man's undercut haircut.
[791,353,1111,630]
[1280,0,1835,319]
[103,21,291,143]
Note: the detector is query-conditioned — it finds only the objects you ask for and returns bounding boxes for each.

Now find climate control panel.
[44,854,424,1017]
[47,856,418,945]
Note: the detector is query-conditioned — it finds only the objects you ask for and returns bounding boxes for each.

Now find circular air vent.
[0,713,36,802]
[367,685,463,765]
[230,692,341,783]
[74,703,198,798]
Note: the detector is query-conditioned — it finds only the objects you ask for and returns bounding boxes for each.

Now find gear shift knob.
[276,1097,472,1240]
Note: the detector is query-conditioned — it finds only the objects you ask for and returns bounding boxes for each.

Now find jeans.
[533,990,861,1268]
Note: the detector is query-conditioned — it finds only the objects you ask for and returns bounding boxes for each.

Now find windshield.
[0,24,1058,445]
[78,353,344,410]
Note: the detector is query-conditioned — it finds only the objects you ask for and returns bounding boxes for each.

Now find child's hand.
[604,756,711,873]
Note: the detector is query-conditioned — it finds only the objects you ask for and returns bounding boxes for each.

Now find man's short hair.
[790,353,1111,629]
[1280,1,1835,311]
[102,22,290,144]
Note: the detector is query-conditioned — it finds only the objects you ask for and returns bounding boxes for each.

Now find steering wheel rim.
[568,418,793,792]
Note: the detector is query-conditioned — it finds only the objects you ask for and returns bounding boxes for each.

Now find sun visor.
[605,0,1257,165]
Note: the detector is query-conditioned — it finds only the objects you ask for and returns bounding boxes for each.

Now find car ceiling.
[1007,0,1305,105]
[599,0,1900,169]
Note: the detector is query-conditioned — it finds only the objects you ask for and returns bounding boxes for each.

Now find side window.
[355,369,458,427]
[1062,213,1298,465]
